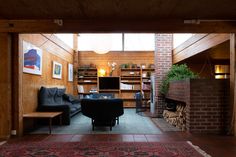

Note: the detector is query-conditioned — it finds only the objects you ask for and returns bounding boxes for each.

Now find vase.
[109,71,113,76]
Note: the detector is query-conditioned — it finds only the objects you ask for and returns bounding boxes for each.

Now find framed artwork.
[52,61,62,79]
[23,41,43,75]
[68,63,73,82]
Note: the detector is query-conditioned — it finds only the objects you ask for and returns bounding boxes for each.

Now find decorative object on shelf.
[149,64,155,69]
[141,64,146,69]
[52,61,62,79]
[68,63,73,82]
[22,40,43,75]
[90,63,96,68]
[98,68,106,77]
[120,64,127,69]
[131,64,137,68]
[108,62,117,76]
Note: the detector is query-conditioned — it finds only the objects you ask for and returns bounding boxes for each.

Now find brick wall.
[155,34,173,117]
[167,79,230,134]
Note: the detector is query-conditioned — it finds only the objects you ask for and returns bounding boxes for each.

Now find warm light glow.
[215,65,229,79]
[215,65,229,73]
[98,68,106,77]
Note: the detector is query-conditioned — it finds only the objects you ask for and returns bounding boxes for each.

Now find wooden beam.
[73,34,78,95]
[11,33,20,137]
[0,20,236,33]
[0,33,12,139]
[173,34,230,64]
[230,34,236,136]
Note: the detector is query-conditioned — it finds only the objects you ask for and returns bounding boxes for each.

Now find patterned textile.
[0,141,204,157]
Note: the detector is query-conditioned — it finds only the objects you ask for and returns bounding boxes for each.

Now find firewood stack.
[163,104,186,130]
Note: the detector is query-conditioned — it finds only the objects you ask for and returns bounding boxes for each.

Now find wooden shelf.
[121,68,141,71]
[78,81,97,84]
[121,75,141,78]
[121,81,140,84]
[120,89,141,92]
[99,89,120,93]
[143,89,151,92]
[214,73,230,75]
[142,68,155,71]
[142,81,151,84]
[77,76,97,79]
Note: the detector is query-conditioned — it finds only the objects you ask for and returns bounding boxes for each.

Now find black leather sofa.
[81,96,123,131]
[37,86,81,125]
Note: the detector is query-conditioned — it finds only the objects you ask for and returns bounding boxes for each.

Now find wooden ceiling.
[0,0,236,33]
[180,41,230,64]
[1,0,236,20]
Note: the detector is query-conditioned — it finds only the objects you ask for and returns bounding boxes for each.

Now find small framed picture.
[68,63,73,82]
[52,61,62,79]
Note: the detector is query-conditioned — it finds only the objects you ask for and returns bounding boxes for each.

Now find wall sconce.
[214,65,230,79]
[98,68,106,77]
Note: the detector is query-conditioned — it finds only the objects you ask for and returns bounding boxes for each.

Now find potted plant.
[159,64,198,95]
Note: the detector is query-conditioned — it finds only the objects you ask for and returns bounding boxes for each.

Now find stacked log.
[163,103,186,130]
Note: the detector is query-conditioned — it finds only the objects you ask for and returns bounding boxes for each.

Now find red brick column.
[155,34,173,117]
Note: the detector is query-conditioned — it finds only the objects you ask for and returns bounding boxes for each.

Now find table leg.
[49,118,52,134]
[59,114,62,125]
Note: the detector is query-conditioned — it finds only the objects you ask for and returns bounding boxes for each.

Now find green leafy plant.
[160,64,198,95]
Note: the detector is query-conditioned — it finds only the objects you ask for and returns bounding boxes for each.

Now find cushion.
[63,94,80,103]
[54,88,66,104]
[38,87,58,106]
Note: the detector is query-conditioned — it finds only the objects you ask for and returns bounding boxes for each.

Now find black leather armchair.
[37,87,81,125]
[81,98,123,130]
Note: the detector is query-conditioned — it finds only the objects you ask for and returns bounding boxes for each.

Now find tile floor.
[31,109,162,134]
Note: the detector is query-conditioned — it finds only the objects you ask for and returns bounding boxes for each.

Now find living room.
[1,1,236,156]
[17,33,161,134]
[1,32,235,156]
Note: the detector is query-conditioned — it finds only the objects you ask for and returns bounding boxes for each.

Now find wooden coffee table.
[23,112,62,134]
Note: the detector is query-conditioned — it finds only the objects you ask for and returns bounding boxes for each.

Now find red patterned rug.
[0,141,207,157]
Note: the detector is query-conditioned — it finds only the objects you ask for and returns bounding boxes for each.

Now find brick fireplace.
[166,79,230,134]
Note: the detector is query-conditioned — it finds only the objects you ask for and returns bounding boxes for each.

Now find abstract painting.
[52,61,62,79]
[23,41,42,75]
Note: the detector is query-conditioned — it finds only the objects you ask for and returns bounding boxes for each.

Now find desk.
[23,112,62,134]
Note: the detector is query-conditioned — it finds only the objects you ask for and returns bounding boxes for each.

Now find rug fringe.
[0,141,6,146]
[187,141,211,157]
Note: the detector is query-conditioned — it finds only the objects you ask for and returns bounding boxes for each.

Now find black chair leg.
[116,117,119,125]
[92,119,95,131]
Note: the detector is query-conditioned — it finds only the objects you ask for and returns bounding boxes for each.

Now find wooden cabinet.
[119,68,154,107]
[77,68,98,94]
[141,68,155,103]
[76,67,154,108]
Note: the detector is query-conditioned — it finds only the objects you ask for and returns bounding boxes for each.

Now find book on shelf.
[77,85,84,93]
[120,83,133,90]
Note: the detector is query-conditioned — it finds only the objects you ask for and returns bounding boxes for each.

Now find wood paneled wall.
[78,51,154,76]
[173,34,230,64]
[18,34,74,135]
[77,51,154,107]
[0,33,12,139]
